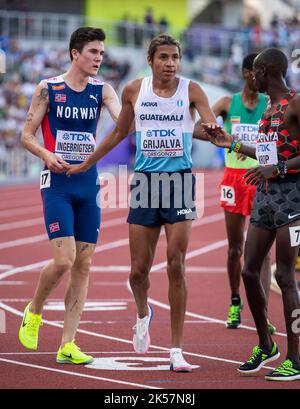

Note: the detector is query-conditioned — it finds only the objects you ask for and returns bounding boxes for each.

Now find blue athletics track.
[0,170,298,389]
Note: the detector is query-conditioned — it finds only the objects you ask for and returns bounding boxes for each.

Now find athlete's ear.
[71,49,79,61]
[147,55,152,67]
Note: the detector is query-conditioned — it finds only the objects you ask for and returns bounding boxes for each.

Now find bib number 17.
[40,170,51,189]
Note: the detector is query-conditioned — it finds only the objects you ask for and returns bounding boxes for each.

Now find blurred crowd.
[0,40,131,149]
[182,15,300,93]
[116,7,170,47]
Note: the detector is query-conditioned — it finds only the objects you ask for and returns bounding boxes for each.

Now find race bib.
[289,226,300,247]
[40,170,50,189]
[220,185,235,205]
[141,127,183,158]
[55,130,95,162]
[232,123,259,148]
[256,141,278,166]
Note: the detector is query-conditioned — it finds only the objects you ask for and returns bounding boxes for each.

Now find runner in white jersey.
[66,34,217,372]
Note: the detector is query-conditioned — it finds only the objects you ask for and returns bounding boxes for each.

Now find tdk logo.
[257,144,270,152]
[141,102,158,107]
[62,132,91,142]
[177,208,192,216]
[146,129,176,137]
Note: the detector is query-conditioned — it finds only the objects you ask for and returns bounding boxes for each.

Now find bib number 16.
[220,185,235,205]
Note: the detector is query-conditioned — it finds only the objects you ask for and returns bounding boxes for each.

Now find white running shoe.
[132,304,153,354]
[170,348,192,372]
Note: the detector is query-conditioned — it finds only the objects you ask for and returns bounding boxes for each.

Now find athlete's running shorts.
[40,166,100,243]
[250,174,300,230]
[219,167,257,216]
[127,169,197,227]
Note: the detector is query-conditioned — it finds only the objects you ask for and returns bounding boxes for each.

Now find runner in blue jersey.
[18,27,121,364]
[67,34,217,372]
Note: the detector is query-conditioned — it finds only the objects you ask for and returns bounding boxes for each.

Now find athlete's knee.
[241,263,260,284]
[130,263,150,287]
[228,244,243,262]
[167,256,185,282]
[53,259,74,275]
[72,257,92,278]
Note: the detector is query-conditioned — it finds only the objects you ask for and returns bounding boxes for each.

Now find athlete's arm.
[66,80,137,175]
[20,81,68,173]
[282,96,300,171]
[102,83,121,122]
[190,81,219,141]
[212,96,231,120]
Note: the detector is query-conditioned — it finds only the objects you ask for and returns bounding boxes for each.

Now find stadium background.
[1,0,300,390]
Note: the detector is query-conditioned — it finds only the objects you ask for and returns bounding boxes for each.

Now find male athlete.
[203,48,300,381]
[210,54,274,332]
[66,34,217,371]
[19,27,121,364]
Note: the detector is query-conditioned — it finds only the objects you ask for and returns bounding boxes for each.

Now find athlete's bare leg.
[224,210,245,297]
[165,220,192,348]
[30,237,76,315]
[60,241,96,346]
[274,221,300,364]
[129,224,161,318]
[242,225,276,351]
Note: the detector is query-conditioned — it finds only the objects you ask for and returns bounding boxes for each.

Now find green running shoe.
[238,342,280,374]
[56,341,94,365]
[18,302,42,350]
[225,301,243,329]
[265,359,300,381]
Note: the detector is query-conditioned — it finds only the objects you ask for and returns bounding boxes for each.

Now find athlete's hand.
[202,124,233,148]
[43,152,68,173]
[65,163,88,176]
[243,165,278,185]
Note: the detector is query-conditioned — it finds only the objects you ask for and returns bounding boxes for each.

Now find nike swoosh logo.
[288,213,300,220]
[62,353,72,358]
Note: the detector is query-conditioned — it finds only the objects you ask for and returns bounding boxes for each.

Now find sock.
[231,294,241,306]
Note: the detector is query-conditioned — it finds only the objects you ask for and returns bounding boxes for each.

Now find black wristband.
[276,161,288,178]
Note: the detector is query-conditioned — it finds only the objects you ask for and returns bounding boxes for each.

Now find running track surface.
[0,170,298,390]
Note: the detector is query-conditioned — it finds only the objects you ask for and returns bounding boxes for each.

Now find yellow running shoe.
[18,302,42,350]
[56,341,94,365]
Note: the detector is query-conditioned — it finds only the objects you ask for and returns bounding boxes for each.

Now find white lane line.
[0,358,161,389]
[0,351,170,355]
[0,302,277,371]
[0,234,47,250]
[0,265,13,270]
[0,217,127,251]
[0,217,44,231]
[90,266,226,273]
[0,205,42,218]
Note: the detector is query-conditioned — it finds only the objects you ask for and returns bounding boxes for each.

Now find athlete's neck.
[152,76,179,98]
[266,78,290,106]
[62,68,89,92]
[241,85,259,109]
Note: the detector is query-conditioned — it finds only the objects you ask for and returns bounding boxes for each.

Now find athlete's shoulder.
[44,75,64,84]
[123,78,143,95]
[88,77,104,85]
